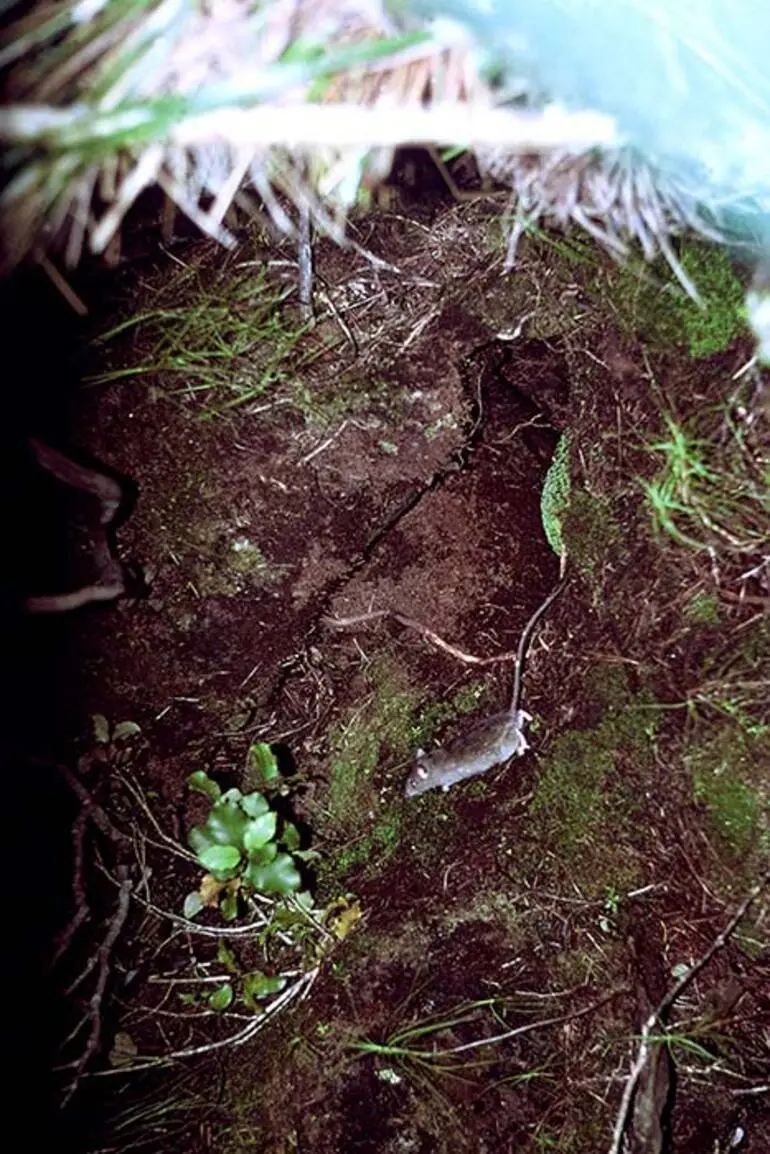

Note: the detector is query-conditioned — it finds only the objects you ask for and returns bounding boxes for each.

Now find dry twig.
[324,608,520,666]
[609,871,770,1154]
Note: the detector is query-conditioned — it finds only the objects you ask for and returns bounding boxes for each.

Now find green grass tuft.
[644,409,770,559]
[87,263,308,414]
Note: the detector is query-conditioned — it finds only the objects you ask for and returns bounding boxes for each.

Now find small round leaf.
[242,971,286,1009]
[113,720,141,742]
[241,791,270,818]
[188,825,215,855]
[245,852,301,895]
[246,841,277,868]
[208,984,234,1011]
[243,812,277,852]
[183,891,204,919]
[199,845,241,873]
[206,800,249,846]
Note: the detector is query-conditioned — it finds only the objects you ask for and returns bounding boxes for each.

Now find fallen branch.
[52,809,89,967]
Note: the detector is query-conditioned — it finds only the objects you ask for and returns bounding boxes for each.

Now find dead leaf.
[199,874,240,908]
[200,873,225,907]
[108,1031,138,1068]
[326,899,363,940]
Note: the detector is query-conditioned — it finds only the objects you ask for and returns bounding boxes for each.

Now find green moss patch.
[608,241,746,357]
[530,671,655,896]
[563,489,624,582]
[688,724,770,869]
[320,657,421,880]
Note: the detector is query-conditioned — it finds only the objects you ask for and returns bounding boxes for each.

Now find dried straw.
[0,0,737,283]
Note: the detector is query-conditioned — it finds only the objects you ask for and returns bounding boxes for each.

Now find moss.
[563,489,624,582]
[695,772,759,859]
[685,591,720,625]
[321,676,494,885]
[320,657,421,881]
[529,669,655,896]
[413,680,488,747]
[334,812,405,878]
[609,241,746,357]
[687,724,769,868]
[583,664,636,714]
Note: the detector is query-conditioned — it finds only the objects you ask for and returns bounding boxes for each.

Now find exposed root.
[324,608,520,666]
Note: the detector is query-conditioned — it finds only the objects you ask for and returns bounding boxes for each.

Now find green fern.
[541,433,571,561]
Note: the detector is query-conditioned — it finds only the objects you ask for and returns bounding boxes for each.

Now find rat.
[403,578,565,798]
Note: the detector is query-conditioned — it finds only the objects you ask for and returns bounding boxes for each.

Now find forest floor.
[6,164,769,1153]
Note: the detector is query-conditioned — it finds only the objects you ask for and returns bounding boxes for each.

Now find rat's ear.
[416,748,425,759]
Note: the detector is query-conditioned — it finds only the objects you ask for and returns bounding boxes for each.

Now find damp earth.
[4,184,769,1154]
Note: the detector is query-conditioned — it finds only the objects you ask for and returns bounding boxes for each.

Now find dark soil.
[3,192,769,1154]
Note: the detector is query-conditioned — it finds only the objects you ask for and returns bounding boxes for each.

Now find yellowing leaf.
[108,1031,138,1068]
[326,899,363,940]
[200,873,225,907]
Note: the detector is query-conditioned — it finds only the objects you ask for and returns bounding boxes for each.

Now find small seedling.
[184,744,304,920]
[598,886,621,932]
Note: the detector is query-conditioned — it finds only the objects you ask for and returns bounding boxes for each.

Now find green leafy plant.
[184,744,304,920]
[348,994,553,1097]
[177,936,290,1014]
